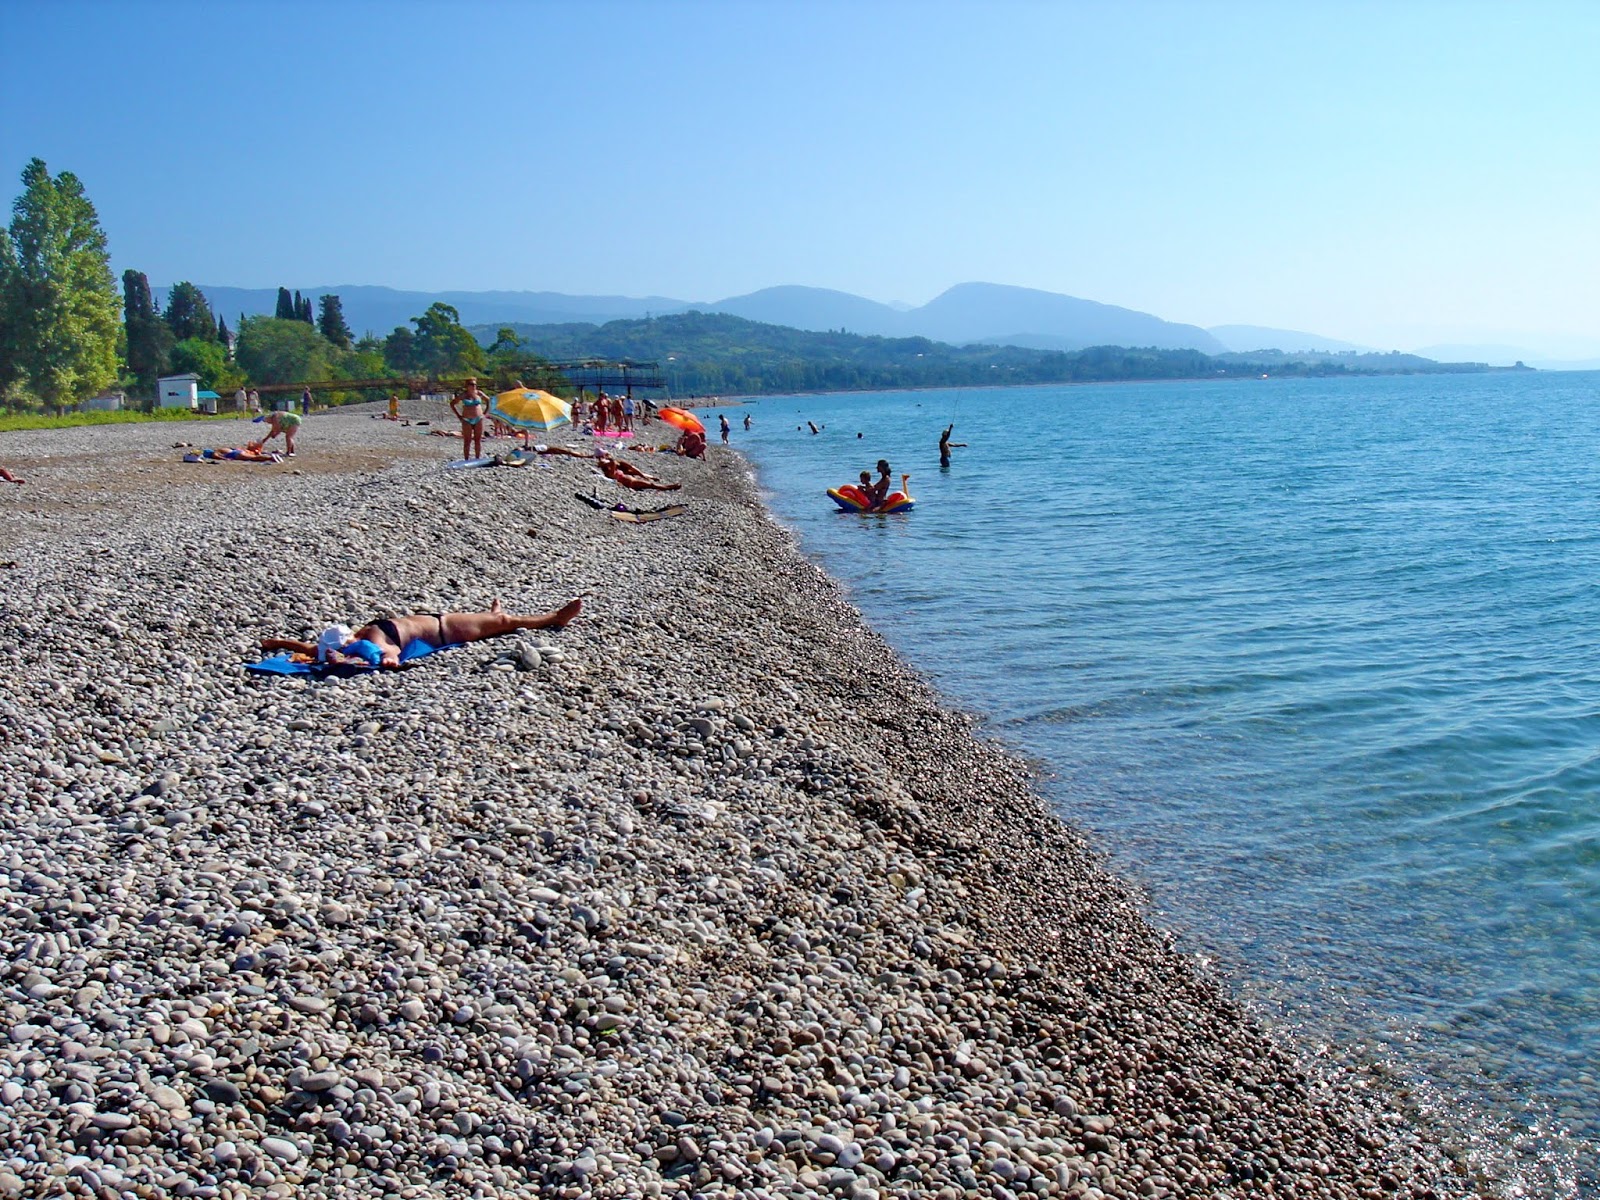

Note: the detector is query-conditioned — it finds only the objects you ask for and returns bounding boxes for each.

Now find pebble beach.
[0,407,1475,1200]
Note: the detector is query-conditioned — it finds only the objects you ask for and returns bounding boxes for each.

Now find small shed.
[197,390,220,415]
[157,373,200,409]
[83,391,125,412]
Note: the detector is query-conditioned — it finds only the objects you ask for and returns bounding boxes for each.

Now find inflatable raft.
[827,478,915,513]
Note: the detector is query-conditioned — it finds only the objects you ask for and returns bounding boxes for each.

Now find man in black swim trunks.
[939,424,966,468]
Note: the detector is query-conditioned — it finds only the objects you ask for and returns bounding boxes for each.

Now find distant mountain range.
[1208,325,1372,354]
[160,280,1594,367]
[155,281,1226,356]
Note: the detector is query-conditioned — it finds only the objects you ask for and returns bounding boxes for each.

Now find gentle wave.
[742,371,1600,1195]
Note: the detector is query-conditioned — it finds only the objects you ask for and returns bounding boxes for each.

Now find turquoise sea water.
[731,373,1600,1196]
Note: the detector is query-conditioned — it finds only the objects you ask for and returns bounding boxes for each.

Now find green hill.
[472,311,1495,397]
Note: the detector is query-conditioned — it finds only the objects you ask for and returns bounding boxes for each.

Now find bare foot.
[549,598,583,628]
[490,598,503,613]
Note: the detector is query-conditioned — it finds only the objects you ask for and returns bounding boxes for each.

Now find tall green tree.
[383,325,416,372]
[0,227,18,400]
[275,287,294,320]
[121,268,174,394]
[169,336,245,393]
[235,315,332,385]
[0,158,120,411]
[317,293,352,348]
[410,302,484,376]
[216,314,231,348]
[163,280,217,342]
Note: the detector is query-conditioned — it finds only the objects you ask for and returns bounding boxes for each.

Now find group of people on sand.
[574,392,637,435]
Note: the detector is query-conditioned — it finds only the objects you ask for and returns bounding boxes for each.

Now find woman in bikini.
[598,454,681,492]
[262,598,582,670]
[450,378,489,459]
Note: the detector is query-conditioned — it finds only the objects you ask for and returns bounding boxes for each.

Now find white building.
[157,373,200,409]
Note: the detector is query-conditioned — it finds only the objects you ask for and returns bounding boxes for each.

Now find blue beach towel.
[246,639,456,676]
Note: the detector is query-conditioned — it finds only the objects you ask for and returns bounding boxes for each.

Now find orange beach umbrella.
[658,406,705,436]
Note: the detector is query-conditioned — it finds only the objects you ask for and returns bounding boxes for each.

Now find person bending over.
[262,598,582,670]
[254,409,301,456]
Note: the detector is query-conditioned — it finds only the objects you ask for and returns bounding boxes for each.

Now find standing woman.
[450,377,488,460]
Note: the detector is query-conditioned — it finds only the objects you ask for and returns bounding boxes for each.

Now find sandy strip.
[0,409,1470,1199]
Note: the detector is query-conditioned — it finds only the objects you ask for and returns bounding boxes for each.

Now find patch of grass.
[0,409,248,433]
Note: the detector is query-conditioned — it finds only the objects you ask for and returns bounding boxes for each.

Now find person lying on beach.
[0,468,24,485]
[253,409,301,456]
[599,454,681,492]
[261,598,582,670]
[450,378,489,460]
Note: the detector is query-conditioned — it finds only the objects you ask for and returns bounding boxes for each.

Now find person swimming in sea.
[939,423,966,468]
[261,599,582,670]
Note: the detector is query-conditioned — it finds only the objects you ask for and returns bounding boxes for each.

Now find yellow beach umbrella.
[490,387,571,432]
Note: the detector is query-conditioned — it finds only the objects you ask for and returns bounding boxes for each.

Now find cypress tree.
[217,314,231,347]
[122,268,173,392]
[317,293,352,348]
[275,287,294,320]
[300,295,314,324]
[163,281,217,342]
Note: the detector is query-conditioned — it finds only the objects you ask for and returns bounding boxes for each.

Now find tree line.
[479,311,1499,398]
[0,159,526,413]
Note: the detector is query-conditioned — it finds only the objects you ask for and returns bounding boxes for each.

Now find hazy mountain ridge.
[160,281,1230,356]
[1208,324,1372,354]
[153,285,692,339]
[156,280,1600,367]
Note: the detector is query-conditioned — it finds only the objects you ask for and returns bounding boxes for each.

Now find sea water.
[731,372,1600,1195]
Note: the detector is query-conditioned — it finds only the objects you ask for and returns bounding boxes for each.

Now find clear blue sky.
[4,0,1597,355]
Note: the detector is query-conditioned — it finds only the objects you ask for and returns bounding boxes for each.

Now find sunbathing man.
[262,598,582,670]
[598,454,681,492]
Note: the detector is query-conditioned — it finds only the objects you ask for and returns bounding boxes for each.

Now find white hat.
[315,624,355,663]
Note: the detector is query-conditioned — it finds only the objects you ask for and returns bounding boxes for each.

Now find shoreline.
[0,411,1469,1198]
